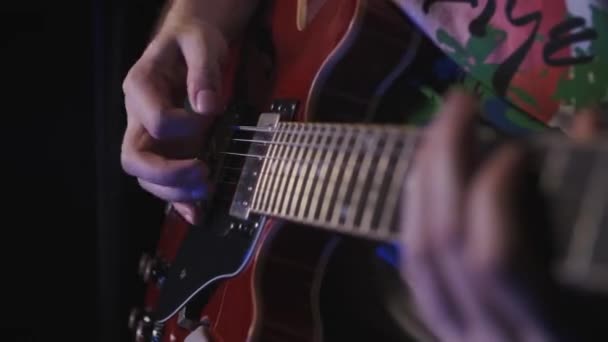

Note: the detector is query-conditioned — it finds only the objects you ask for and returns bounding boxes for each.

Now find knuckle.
[122,63,147,94]
[120,150,135,176]
[144,116,169,140]
[122,68,137,94]
[121,74,131,94]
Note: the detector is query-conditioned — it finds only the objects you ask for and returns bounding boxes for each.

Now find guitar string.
[214,135,583,219]
[217,133,414,166]
[212,124,574,185]
[231,124,420,134]
[216,124,598,202]
[216,127,601,176]
[220,135,412,223]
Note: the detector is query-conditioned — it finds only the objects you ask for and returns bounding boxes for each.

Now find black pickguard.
[155,208,264,322]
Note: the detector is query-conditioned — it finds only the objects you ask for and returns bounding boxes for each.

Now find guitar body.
[130,1,425,341]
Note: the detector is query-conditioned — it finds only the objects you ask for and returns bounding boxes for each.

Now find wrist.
[162,0,229,40]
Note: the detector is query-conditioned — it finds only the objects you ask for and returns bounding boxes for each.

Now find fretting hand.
[400,89,604,342]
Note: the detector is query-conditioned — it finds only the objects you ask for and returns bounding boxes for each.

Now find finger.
[426,88,480,243]
[423,89,488,336]
[465,143,524,276]
[401,146,463,341]
[125,95,213,156]
[121,114,209,188]
[569,107,604,142]
[138,179,207,203]
[402,253,466,342]
[123,59,209,140]
[177,26,227,115]
[400,89,482,340]
[464,144,544,340]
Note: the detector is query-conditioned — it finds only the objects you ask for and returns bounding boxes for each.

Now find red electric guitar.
[127,0,608,341]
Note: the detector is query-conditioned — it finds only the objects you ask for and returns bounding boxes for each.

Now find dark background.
[2,1,167,340]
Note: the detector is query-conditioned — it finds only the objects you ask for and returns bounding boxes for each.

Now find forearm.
[162,0,260,41]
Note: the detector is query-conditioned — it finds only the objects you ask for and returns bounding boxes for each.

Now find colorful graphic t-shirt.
[395,0,607,133]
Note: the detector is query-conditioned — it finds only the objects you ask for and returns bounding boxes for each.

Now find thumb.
[178,27,227,115]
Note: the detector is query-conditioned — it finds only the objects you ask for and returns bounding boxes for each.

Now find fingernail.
[196,90,218,114]
[174,203,194,224]
[182,210,194,224]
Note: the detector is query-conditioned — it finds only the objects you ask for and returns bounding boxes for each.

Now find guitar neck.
[242,121,417,242]
[229,113,608,293]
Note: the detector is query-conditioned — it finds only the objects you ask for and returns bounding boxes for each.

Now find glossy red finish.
[142,209,190,309]
[198,220,278,342]
[193,1,361,340]
[134,0,419,341]
[263,0,359,122]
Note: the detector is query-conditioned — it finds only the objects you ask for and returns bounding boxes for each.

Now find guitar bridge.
[229,113,282,219]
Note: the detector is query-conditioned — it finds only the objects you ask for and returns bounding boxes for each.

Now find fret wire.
[249,130,269,211]
[322,127,356,224]
[330,127,365,225]
[250,151,267,211]
[309,126,340,221]
[264,123,291,212]
[354,132,389,230]
[345,129,381,229]
[243,134,407,214]
[282,124,311,216]
[292,125,324,218]
[318,126,350,222]
[253,123,283,211]
[378,134,418,234]
[300,126,332,219]
[360,131,398,231]
[262,123,290,212]
[272,124,301,215]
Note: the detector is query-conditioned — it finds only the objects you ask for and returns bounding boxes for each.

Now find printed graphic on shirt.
[396,0,607,131]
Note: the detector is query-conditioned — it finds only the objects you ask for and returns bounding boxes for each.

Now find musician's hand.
[400,89,603,342]
[120,1,229,224]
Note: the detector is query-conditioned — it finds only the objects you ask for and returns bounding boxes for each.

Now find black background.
[2,1,167,340]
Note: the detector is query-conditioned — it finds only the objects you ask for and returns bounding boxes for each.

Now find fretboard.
[228,114,608,293]
[249,121,415,241]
